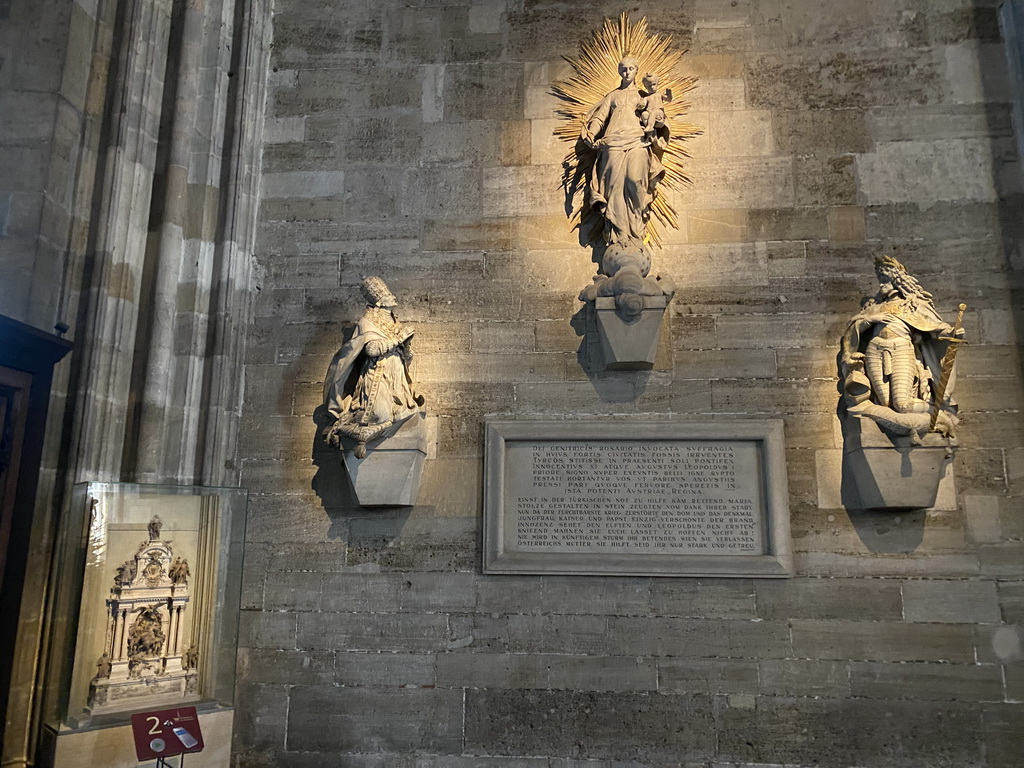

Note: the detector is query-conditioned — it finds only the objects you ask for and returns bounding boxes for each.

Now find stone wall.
[239,0,1024,765]
[0,0,74,331]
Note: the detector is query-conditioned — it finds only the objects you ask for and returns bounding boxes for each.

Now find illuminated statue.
[323,277,425,459]
[94,653,111,680]
[555,13,699,250]
[579,56,669,248]
[553,14,699,367]
[127,605,165,678]
[169,557,190,585]
[840,256,965,440]
[639,72,670,146]
[89,534,193,711]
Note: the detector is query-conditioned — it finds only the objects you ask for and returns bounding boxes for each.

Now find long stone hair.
[873,255,935,306]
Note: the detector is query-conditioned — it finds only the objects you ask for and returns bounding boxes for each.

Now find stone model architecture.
[838,255,967,509]
[323,277,427,505]
[554,13,699,368]
[88,517,196,712]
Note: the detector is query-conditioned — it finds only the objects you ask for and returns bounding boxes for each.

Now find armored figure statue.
[147,515,162,541]
[839,256,965,439]
[323,277,425,459]
[115,558,137,586]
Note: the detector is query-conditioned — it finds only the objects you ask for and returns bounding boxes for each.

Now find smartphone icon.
[172,726,199,749]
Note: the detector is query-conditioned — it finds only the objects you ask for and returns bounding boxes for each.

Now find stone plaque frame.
[483,420,792,578]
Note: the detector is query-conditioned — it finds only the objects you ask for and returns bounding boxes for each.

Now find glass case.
[44,484,246,731]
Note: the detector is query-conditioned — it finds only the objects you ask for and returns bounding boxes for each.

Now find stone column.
[118,609,130,660]
[111,610,124,660]
[132,0,233,483]
[62,0,173,483]
[173,604,184,655]
[4,0,272,762]
[124,0,269,487]
[198,0,272,487]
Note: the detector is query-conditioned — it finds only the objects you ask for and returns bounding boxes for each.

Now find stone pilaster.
[66,0,174,483]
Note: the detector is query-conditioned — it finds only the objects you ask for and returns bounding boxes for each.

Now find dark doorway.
[0,315,72,747]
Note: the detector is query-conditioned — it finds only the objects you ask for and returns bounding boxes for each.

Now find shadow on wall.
[835,361,930,554]
[296,317,356,524]
[311,404,413,542]
[845,508,927,554]
[570,302,664,400]
[310,403,357,512]
[306,324,362,537]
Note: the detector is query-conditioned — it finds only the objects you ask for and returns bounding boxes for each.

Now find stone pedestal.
[593,294,669,370]
[343,412,427,507]
[46,708,234,768]
[841,417,953,510]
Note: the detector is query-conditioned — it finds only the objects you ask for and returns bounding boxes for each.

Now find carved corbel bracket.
[591,294,670,370]
[840,417,953,510]
[341,412,428,507]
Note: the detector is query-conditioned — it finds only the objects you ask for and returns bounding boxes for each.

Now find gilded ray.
[553,12,700,247]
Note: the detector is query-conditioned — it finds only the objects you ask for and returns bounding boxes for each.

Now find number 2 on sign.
[147,716,161,735]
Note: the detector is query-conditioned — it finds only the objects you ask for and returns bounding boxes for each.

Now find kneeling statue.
[323,276,425,459]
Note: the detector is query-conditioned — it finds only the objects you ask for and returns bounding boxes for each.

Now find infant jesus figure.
[639,72,671,147]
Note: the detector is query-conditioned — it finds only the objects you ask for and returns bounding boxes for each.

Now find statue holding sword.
[839,255,966,441]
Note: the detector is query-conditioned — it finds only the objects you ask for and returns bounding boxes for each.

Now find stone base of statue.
[841,417,953,510]
[89,667,196,714]
[343,412,427,507]
[578,241,675,371]
[593,294,669,370]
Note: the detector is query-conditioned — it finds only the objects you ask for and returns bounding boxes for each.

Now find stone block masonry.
[238,0,1024,765]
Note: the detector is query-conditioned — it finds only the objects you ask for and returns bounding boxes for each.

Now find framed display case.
[43,484,246,732]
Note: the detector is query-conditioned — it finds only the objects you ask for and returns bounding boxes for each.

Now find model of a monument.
[838,255,966,509]
[323,276,427,506]
[88,516,197,712]
[554,13,699,369]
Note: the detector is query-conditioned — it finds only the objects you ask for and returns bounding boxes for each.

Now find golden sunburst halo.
[553,12,701,248]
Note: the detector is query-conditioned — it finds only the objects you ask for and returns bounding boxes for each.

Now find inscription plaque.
[483,420,792,577]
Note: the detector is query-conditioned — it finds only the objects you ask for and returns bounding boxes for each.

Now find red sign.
[130,706,205,761]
